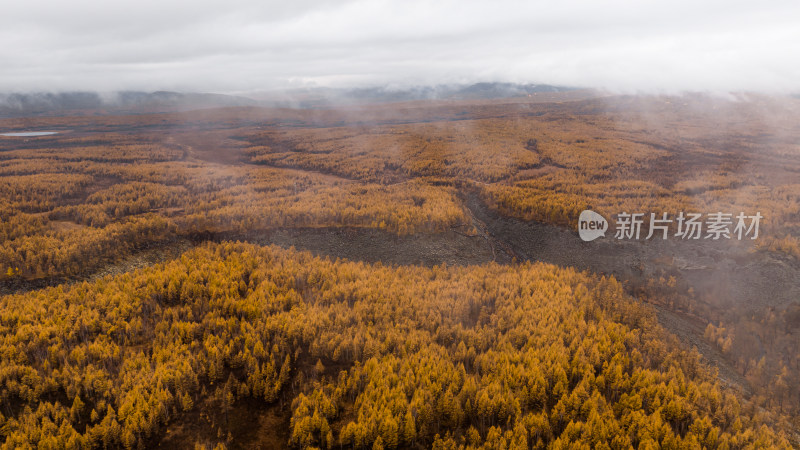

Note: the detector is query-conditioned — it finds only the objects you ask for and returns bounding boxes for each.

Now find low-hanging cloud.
[1,0,798,93]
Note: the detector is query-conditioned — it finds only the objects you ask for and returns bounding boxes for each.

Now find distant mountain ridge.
[257,82,571,108]
[0,91,258,117]
[0,83,573,116]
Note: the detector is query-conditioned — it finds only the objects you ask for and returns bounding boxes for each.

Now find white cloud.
[1,0,798,92]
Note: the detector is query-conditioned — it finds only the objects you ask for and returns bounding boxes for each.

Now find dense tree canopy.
[0,243,791,448]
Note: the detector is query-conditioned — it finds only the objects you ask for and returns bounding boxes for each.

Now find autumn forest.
[1,91,799,448]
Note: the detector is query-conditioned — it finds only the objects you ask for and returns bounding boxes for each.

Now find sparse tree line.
[0,137,467,281]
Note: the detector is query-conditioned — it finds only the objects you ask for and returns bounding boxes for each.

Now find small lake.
[0,131,59,137]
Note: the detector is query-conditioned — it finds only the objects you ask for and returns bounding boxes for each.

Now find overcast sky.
[1,0,798,94]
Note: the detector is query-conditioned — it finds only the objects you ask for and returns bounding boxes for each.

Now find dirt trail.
[652,305,750,391]
[0,226,499,297]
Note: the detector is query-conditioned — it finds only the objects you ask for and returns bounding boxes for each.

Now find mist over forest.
[2,0,799,448]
